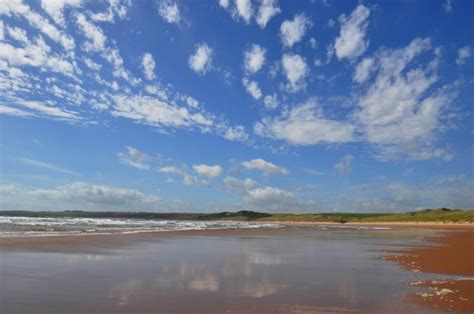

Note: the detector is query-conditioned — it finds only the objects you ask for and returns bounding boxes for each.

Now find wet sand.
[0,225,470,313]
[385,229,474,313]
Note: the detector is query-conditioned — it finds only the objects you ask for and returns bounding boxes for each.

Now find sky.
[0,0,473,213]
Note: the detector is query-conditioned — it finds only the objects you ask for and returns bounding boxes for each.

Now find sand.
[1,224,472,313]
[384,229,474,312]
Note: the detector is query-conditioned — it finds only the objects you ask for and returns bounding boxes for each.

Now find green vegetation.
[0,208,472,223]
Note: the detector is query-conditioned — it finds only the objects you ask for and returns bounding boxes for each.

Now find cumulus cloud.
[159,166,186,176]
[223,176,256,194]
[235,0,253,23]
[456,46,472,65]
[280,14,311,48]
[188,43,213,75]
[244,44,266,74]
[117,146,150,170]
[334,154,354,175]
[254,98,354,145]
[0,37,75,76]
[354,38,456,160]
[157,0,180,24]
[6,25,28,43]
[1,0,75,50]
[76,13,107,52]
[192,164,223,178]
[40,0,82,27]
[281,53,308,92]
[223,125,249,142]
[246,186,294,207]
[90,0,131,23]
[242,158,289,176]
[333,4,370,60]
[223,177,318,212]
[0,182,162,211]
[242,78,262,99]
[141,53,156,80]
[256,0,280,28]
[218,0,230,9]
[263,94,279,110]
[353,57,374,83]
[83,57,102,71]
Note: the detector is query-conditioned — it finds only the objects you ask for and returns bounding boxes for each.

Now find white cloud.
[192,164,223,178]
[188,43,213,75]
[263,94,278,110]
[353,57,374,83]
[83,57,102,71]
[333,4,370,60]
[31,182,161,209]
[111,94,213,130]
[242,158,289,176]
[186,96,199,108]
[443,0,453,13]
[141,53,156,80]
[235,0,253,23]
[0,0,75,51]
[159,166,186,176]
[246,186,302,211]
[244,44,266,74]
[0,36,75,76]
[0,105,32,117]
[0,20,4,40]
[280,14,311,48]
[223,125,249,142]
[11,99,82,122]
[242,78,262,99]
[18,157,81,176]
[247,186,292,202]
[256,0,280,28]
[40,0,82,27]
[308,38,317,49]
[223,176,256,194]
[254,98,354,145]
[91,0,131,23]
[157,0,180,24]
[218,0,230,9]
[6,25,28,43]
[354,38,455,160]
[117,146,150,170]
[281,53,308,92]
[456,46,472,65]
[223,176,319,212]
[334,154,354,175]
[76,13,106,52]
[183,174,200,185]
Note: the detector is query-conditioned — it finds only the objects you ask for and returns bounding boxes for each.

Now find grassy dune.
[0,208,473,223]
[256,209,474,223]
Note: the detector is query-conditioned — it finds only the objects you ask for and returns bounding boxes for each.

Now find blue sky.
[0,0,473,212]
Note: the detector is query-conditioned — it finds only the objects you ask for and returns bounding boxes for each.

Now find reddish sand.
[385,230,474,312]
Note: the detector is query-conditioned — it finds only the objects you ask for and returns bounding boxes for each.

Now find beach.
[1,223,473,313]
